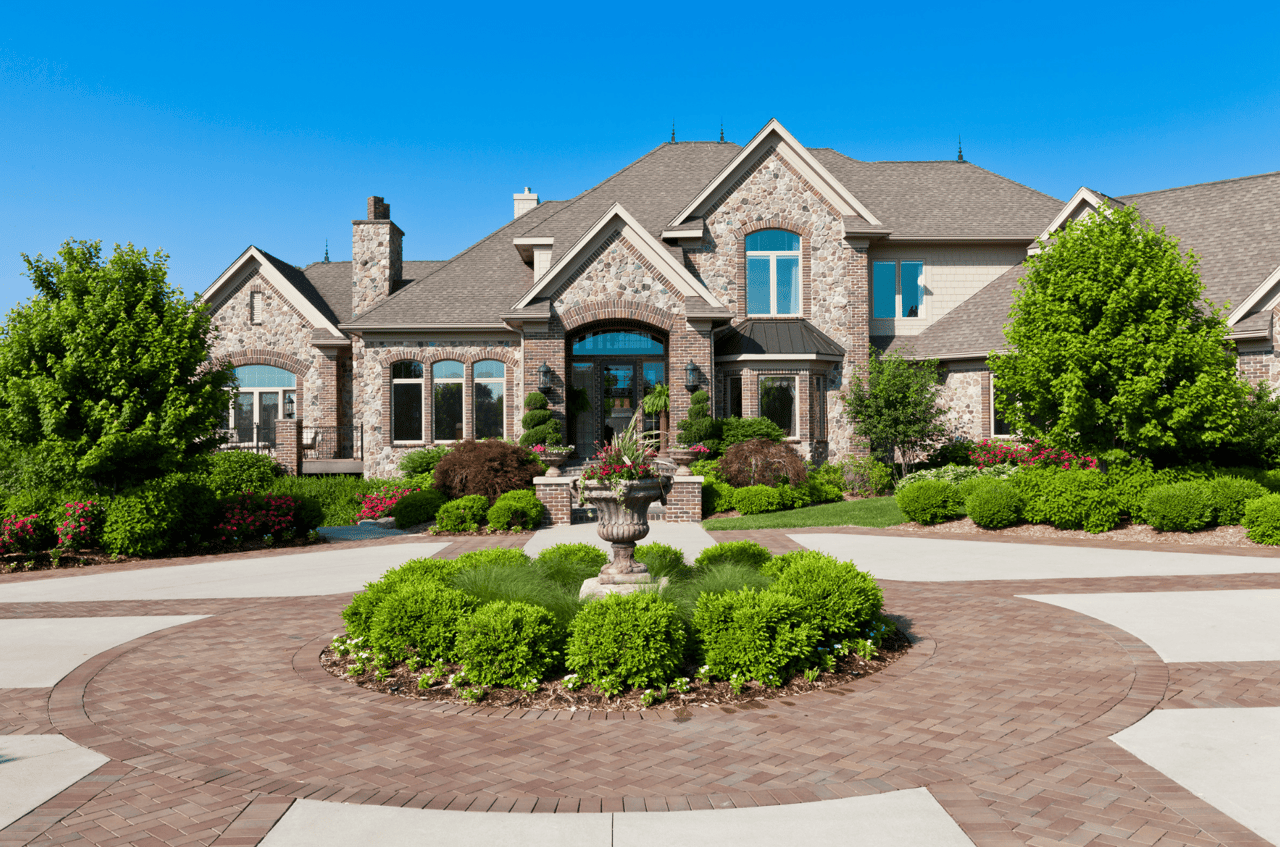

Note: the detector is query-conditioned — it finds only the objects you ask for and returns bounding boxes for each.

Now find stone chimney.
[513,187,538,219]
[352,195,404,319]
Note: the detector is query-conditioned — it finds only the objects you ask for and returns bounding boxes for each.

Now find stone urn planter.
[669,447,696,476]
[541,448,573,478]
[581,477,665,584]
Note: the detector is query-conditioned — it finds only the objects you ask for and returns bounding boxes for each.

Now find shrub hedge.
[733,485,782,515]
[390,489,448,529]
[1206,476,1268,526]
[486,489,544,531]
[695,589,819,686]
[895,479,963,525]
[1243,494,1280,545]
[693,540,772,570]
[456,601,560,686]
[1143,481,1215,533]
[769,554,883,640]
[368,583,480,662]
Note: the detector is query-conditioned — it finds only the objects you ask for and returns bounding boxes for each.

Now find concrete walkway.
[0,531,1277,846]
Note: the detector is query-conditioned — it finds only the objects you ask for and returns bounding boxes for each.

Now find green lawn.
[702,496,907,531]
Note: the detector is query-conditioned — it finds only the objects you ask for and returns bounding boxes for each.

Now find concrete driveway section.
[524,521,718,563]
[791,533,1280,582]
[0,543,449,603]
[1024,589,1280,662]
[0,735,108,829]
[1112,707,1280,845]
[0,616,207,687]
[261,788,975,847]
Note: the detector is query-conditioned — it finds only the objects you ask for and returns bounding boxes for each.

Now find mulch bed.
[898,516,1276,550]
[0,533,329,576]
[320,626,912,713]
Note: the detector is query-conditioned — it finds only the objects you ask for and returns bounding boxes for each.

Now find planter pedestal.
[580,478,664,585]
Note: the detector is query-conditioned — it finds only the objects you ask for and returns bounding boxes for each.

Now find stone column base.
[579,576,669,600]
[533,476,575,527]
[665,476,704,523]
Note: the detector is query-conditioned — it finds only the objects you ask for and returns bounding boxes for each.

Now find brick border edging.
[0,760,133,847]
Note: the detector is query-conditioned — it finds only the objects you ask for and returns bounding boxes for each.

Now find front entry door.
[602,363,635,443]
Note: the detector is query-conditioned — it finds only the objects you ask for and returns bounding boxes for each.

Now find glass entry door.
[603,363,635,443]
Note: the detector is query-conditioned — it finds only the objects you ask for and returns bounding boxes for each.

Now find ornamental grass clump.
[965,483,1023,529]
[449,561,583,628]
[1142,481,1215,533]
[894,479,963,525]
[1243,494,1280,545]
[532,543,606,591]
[565,592,685,691]
[455,601,561,687]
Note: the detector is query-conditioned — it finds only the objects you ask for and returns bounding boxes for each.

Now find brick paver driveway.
[1,530,1277,846]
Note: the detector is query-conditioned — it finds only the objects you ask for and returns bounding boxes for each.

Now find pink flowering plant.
[970,439,1097,471]
[56,500,103,551]
[214,492,302,546]
[690,444,711,454]
[0,514,40,555]
[357,486,422,521]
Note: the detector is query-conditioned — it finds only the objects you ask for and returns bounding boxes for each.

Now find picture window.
[872,260,924,319]
[432,360,464,442]
[391,360,424,442]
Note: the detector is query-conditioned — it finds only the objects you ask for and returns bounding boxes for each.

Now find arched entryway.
[566,324,668,451]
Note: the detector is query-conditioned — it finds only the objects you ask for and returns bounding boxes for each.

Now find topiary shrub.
[702,476,736,517]
[1206,476,1268,526]
[455,601,562,686]
[694,540,773,570]
[895,479,963,525]
[839,456,894,498]
[519,392,562,447]
[532,543,607,590]
[433,439,540,501]
[389,489,448,529]
[565,592,686,691]
[719,439,807,488]
[397,445,451,480]
[694,589,819,686]
[733,484,782,515]
[769,554,883,640]
[965,483,1023,529]
[1143,481,1215,532]
[207,451,283,497]
[720,417,785,448]
[486,489,545,531]
[1243,493,1280,545]
[435,494,490,532]
[368,583,480,662]
[635,542,692,583]
[676,389,723,453]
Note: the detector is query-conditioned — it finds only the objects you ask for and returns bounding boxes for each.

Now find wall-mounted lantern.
[685,360,700,389]
[538,361,553,391]
[284,393,296,419]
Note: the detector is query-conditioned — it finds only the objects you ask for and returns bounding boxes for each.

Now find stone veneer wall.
[351,220,403,320]
[1236,333,1279,387]
[355,336,523,478]
[937,360,987,442]
[684,145,867,459]
[208,266,332,428]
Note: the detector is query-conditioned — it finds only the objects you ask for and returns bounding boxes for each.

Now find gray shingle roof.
[885,263,1024,360]
[811,151,1063,238]
[300,259,448,324]
[716,319,845,358]
[256,249,346,328]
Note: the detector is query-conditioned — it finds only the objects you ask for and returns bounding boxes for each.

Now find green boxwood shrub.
[635,542,691,583]
[565,592,686,690]
[694,540,772,570]
[1015,468,1121,533]
[341,556,485,641]
[207,451,282,497]
[965,483,1023,529]
[1143,481,1215,533]
[435,494,490,532]
[398,445,451,480]
[486,489,545,531]
[702,476,736,516]
[733,485,782,515]
[532,543,606,591]
[760,549,834,580]
[389,489,448,529]
[776,483,813,510]
[1243,493,1280,545]
[368,583,480,662]
[519,391,562,447]
[957,474,1002,501]
[455,601,561,686]
[769,554,883,639]
[805,478,844,505]
[689,457,720,478]
[1206,476,1268,526]
[720,417,786,448]
[895,479,963,525]
[694,589,819,686]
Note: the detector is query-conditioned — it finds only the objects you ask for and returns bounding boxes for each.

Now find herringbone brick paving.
[1,533,1277,846]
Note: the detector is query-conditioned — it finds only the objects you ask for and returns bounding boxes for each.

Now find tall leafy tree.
[843,350,947,479]
[0,239,235,491]
[989,203,1244,460]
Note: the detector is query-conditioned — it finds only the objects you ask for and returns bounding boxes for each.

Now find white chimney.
[513,187,538,218]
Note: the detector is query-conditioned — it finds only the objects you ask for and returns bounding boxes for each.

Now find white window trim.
[871,259,928,324]
[473,361,507,440]
[431,361,465,444]
[746,237,802,317]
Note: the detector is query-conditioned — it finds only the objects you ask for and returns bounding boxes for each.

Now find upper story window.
[473,360,506,439]
[391,361,424,442]
[433,360,464,442]
[746,230,801,316]
[872,260,924,319]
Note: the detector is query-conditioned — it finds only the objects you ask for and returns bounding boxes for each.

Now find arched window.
[391,361,424,442]
[433,360,464,441]
[745,230,800,316]
[231,365,296,443]
[473,360,506,439]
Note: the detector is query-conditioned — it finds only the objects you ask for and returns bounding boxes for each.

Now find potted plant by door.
[579,415,663,585]
[641,382,670,458]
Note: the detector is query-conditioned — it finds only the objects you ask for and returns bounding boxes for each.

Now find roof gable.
[202,246,344,338]
[668,119,882,228]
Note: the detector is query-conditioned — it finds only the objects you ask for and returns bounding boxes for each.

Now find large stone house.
[201,119,1280,478]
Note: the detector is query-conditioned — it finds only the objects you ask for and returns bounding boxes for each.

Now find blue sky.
[3,1,1278,308]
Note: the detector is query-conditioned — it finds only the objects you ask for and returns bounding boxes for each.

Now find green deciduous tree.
[843,350,947,479]
[989,203,1245,461]
[0,239,235,491]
